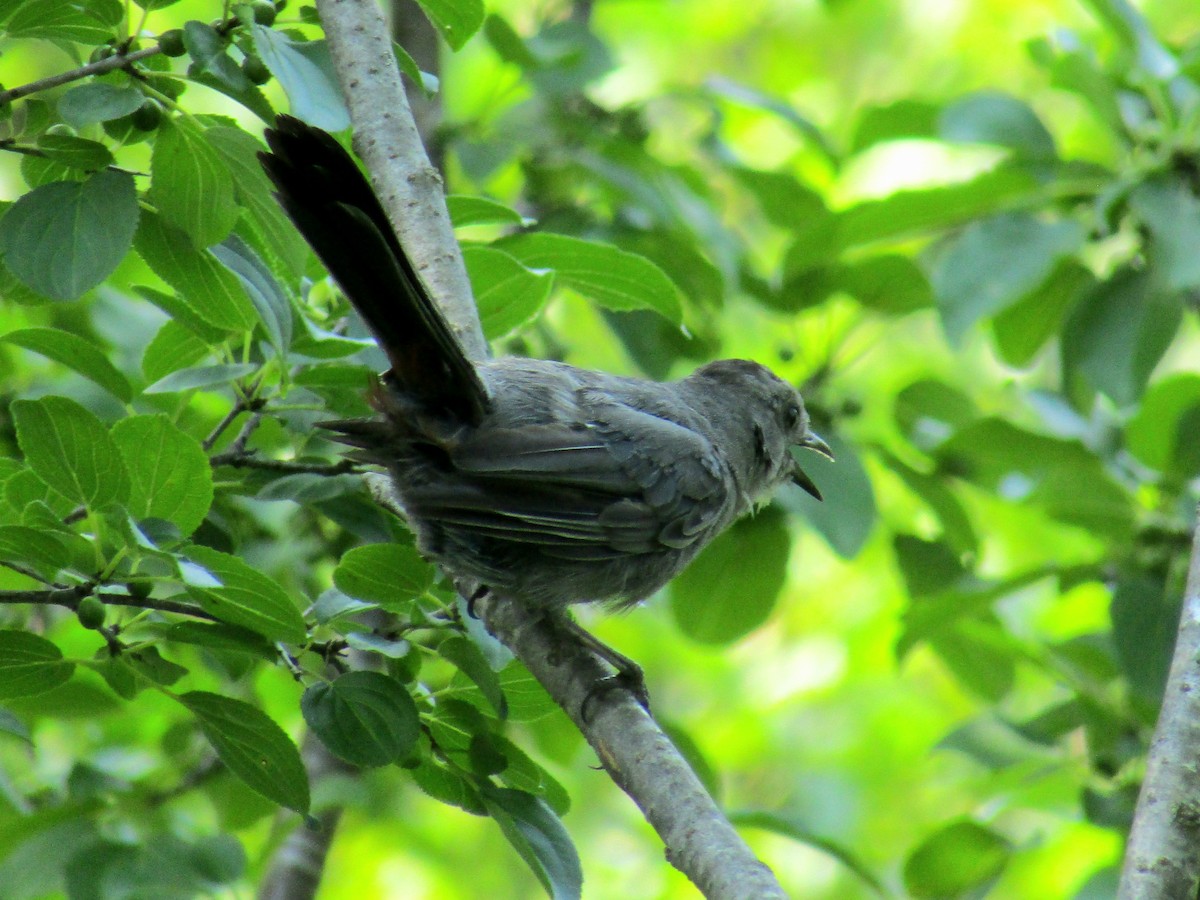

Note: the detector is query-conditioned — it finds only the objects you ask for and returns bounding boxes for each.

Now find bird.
[260,116,832,696]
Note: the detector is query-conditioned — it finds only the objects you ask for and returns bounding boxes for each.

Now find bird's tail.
[260,115,489,424]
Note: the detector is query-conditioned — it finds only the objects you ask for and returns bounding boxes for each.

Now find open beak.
[800,431,834,460]
[790,430,834,501]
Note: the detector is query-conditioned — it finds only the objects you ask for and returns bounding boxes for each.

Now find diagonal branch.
[302,2,788,897]
[1119,503,1200,897]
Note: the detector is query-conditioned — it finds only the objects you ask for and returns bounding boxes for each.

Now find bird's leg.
[554,615,651,720]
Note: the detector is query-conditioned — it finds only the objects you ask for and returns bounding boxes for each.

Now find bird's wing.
[402,403,733,556]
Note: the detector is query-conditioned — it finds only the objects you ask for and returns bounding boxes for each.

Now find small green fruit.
[251,0,277,25]
[158,29,186,57]
[77,597,107,630]
[242,55,271,85]
[131,100,162,131]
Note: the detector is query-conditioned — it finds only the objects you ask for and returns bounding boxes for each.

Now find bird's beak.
[790,430,833,501]
[800,430,834,461]
[791,462,823,501]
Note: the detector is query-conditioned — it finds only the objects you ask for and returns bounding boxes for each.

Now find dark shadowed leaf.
[333,543,435,611]
[938,91,1056,159]
[932,212,1083,344]
[904,819,1011,897]
[778,433,875,559]
[182,691,309,813]
[0,170,137,300]
[671,505,790,643]
[1062,267,1181,406]
[302,671,420,766]
[1,327,131,402]
[482,787,582,900]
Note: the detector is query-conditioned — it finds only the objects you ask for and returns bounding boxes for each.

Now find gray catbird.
[261,117,831,684]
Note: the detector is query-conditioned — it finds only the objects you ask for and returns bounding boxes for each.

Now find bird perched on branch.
[260,116,831,695]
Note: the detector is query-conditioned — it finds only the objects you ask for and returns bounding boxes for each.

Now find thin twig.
[0,47,162,106]
[203,396,265,451]
[208,453,357,476]
[0,586,218,621]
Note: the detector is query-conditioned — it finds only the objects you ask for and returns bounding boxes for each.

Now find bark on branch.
[1119,503,1200,897]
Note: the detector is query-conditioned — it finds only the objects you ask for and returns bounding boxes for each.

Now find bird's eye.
[784,403,801,430]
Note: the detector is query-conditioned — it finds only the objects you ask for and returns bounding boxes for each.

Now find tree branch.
[208,452,357,476]
[315,0,486,361]
[301,3,788,897]
[1120,503,1200,897]
[0,586,217,622]
[0,47,162,106]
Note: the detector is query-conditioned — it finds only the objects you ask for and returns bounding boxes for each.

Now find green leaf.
[991,259,1092,366]
[835,166,1042,248]
[11,396,130,509]
[440,636,507,718]
[35,133,114,171]
[251,28,350,131]
[732,811,886,896]
[1082,0,1179,79]
[0,169,137,301]
[210,235,293,353]
[894,379,977,451]
[879,451,977,555]
[1129,175,1200,291]
[134,212,257,332]
[415,0,484,50]
[1110,574,1177,705]
[483,13,540,69]
[927,618,1016,701]
[1062,267,1181,406]
[207,126,308,273]
[904,820,1011,898]
[2,327,131,402]
[781,256,932,314]
[57,83,145,128]
[182,691,309,813]
[1126,374,1200,472]
[463,245,554,339]
[938,91,1056,160]
[932,213,1083,344]
[5,0,117,42]
[141,319,213,384]
[671,505,790,644]
[894,535,967,598]
[0,631,73,700]
[183,545,307,644]
[0,524,72,577]
[144,362,259,395]
[111,415,213,536]
[448,195,528,228]
[333,543,435,611]
[148,117,238,249]
[483,787,582,900]
[135,284,231,343]
[301,671,420,767]
[935,418,1133,539]
[183,21,249,92]
[778,433,875,559]
[850,99,941,152]
[497,233,682,323]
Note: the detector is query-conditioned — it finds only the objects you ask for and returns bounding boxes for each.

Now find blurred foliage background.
[0,0,1199,897]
